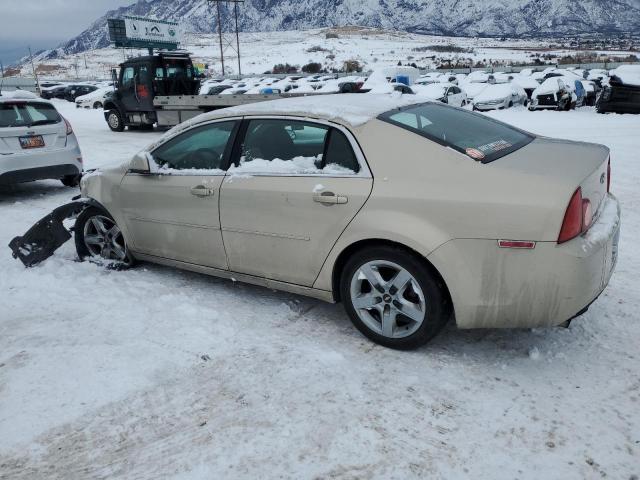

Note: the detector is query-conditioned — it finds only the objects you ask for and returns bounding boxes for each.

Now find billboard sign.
[124,16,180,44]
[108,17,180,51]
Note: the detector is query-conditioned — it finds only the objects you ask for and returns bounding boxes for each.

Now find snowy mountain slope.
[45,0,640,58]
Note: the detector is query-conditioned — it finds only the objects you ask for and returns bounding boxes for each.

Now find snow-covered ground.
[0,100,639,479]
[19,28,639,79]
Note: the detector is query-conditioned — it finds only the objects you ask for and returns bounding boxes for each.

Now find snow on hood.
[412,83,449,100]
[461,82,488,99]
[533,77,573,96]
[474,83,514,102]
[511,75,540,89]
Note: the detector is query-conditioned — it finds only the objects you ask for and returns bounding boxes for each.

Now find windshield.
[378,102,534,163]
[0,102,61,128]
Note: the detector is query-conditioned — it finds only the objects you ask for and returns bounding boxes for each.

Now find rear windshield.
[378,103,534,163]
[0,102,61,128]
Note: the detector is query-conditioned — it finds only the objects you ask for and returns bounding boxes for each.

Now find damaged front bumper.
[8,199,89,267]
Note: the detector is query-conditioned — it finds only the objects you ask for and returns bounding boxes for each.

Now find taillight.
[558,187,594,244]
[558,188,583,244]
[63,117,73,135]
[607,157,611,193]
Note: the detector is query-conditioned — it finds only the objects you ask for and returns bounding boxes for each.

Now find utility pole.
[207,0,244,77]
[28,46,41,94]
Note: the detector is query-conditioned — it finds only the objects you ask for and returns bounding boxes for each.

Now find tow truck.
[103,51,200,131]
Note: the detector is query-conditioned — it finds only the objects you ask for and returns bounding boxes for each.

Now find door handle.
[313,192,348,205]
[191,185,215,197]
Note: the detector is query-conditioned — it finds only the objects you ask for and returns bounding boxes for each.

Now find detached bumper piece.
[9,201,87,267]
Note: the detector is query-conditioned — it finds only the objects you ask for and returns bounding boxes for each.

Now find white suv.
[0,91,82,186]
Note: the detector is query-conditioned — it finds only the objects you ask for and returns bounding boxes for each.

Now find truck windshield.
[0,102,61,128]
[378,102,534,163]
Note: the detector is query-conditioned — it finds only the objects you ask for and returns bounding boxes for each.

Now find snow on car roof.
[183,93,428,129]
[0,90,40,102]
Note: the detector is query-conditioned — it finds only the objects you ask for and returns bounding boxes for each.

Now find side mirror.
[128,152,151,174]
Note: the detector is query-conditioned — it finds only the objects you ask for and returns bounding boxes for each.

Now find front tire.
[74,207,134,267]
[340,246,450,349]
[106,109,125,132]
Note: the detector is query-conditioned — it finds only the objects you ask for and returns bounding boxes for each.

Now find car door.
[219,117,373,287]
[118,119,239,269]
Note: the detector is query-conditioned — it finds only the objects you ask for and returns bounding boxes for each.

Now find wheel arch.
[329,238,453,314]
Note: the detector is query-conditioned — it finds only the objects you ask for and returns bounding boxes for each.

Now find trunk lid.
[0,123,66,154]
[492,136,609,216]
[0,101,67,154]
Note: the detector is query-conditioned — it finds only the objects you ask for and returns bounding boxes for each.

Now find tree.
[302,62,323,74]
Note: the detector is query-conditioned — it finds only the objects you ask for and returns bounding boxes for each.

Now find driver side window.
[151,121,236,172]
[122,67,135,89]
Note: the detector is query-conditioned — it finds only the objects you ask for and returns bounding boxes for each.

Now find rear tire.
[340,246,450,350]
[93,101,103,109]
[61,174,80,187]
[106,109,125,132]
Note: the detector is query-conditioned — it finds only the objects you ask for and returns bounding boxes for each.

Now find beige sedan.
[78,94,620,349]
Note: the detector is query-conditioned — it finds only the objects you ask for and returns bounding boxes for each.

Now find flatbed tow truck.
[103,50,334,131]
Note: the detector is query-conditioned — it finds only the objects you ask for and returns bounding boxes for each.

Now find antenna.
[206,0,244,77]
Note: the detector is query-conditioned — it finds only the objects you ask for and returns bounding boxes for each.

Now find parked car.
[529,77,577,111]
[581,80,599,106]
[64,84,98,102]
[0,91,82,186]
[511,75,542,101]
[203,85,234,95]
[460,82,488,102]
[40,85,68,100]
[75,87,113,109]
[64,95,618,349]
[597,66,640,114]
[472,83,527,111]
[413,83,468,107]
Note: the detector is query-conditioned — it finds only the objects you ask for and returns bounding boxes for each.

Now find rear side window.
[324,129,360,173]
[378,103,533,163]
[0,102,61,128]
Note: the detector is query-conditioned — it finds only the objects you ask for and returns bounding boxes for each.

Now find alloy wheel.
[349,260,426,339]
[83,215,128,262]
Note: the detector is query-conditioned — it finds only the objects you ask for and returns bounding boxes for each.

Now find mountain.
[45,0,640,58]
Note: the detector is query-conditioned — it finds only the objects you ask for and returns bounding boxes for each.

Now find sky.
[0,0,134,66]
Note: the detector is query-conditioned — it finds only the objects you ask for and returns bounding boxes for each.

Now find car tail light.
[558,188,593,244]
[607,157,611,193]
[63,117,73,135]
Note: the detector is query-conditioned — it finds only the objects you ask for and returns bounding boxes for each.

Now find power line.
[206,0,244,76]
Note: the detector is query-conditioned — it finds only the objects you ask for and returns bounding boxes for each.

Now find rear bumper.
[0,164,81,185]
[0,143,82,184]
[428,194,621,329]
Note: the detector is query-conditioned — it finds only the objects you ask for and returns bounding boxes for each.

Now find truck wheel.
[93,101,103,109]
[106,110,125,132]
